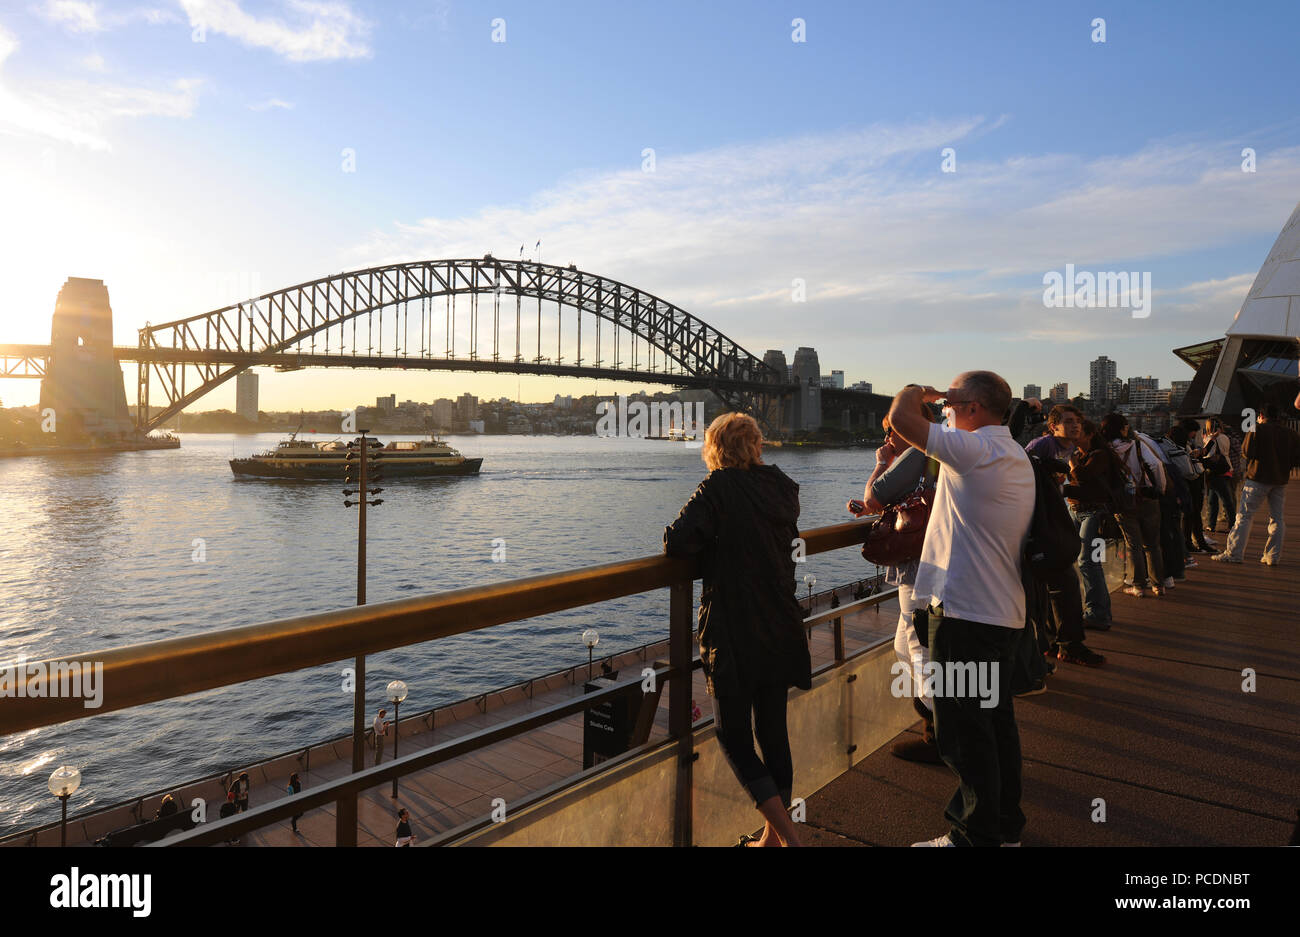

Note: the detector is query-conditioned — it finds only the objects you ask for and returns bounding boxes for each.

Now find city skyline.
[3,2,1300,413]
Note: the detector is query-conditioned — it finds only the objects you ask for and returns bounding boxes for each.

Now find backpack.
[1023,454,1082,578]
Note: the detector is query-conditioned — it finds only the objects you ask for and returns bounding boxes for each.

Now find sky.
[2,0,1299,411]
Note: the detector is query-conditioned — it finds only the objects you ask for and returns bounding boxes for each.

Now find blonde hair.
[702,412,764,471]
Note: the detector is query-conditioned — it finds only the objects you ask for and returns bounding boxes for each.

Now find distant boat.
[230,432,482,479]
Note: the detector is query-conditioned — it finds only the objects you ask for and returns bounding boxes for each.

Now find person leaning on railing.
[663,412,810,848]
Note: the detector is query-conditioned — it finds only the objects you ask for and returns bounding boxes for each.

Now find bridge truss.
[136,258,793,431]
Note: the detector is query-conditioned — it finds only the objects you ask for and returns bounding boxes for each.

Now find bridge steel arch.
[137,258,792,431]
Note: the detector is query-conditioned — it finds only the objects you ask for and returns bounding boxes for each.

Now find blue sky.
[2,0,1299,410]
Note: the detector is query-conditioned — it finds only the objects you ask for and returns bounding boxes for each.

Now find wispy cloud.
[248,96,293,110]
[351,120,1300,353]
[179,0,371,62]
[0,24,199,149]
[81,52,106,71]
[39,1,102,33]
[37,1,179,31]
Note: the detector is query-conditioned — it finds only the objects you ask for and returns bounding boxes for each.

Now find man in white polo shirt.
[887,371,1035,847]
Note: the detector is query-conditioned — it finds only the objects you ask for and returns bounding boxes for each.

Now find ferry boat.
[230,433,483,479]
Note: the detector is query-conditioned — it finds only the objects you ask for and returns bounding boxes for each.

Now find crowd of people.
[663,374,1300,847]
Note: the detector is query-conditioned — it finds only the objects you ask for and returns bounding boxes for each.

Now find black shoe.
[1083,617,1112,632]
[1058,642,1105,667]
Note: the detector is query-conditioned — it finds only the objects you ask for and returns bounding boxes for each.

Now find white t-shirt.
[914,422,1035,629]
[374,714,387,738]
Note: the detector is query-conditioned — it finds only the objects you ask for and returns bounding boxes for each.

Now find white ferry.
[230,433,483,479]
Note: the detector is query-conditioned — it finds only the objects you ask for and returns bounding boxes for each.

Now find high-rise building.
[1127,375,1158,395]
[376,394,396,413]
[456,393,479,422]
[820,370,844,389]
[1023,384,1042,400]
[1049,382,1069,404]
[1170,380,1193,408]
[1089,356,1117,402]
[791,347,821,384]
[849,381,873,393]
[432,398,455,429]
[235,371,259,422]
[1107,377,1125,403]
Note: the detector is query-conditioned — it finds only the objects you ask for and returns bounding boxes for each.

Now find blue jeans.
[1071,507,1112,622]
[1223,481,1287,561]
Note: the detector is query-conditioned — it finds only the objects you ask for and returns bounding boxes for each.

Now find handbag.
[861,467,936,567]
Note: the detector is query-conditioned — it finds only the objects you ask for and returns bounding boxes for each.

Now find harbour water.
[0,432,877,830]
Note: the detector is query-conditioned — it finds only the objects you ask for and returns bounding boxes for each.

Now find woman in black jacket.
[664,412,810,847]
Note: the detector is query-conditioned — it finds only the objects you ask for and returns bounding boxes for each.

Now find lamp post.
[803,574,817,606]
[582,629,599,682]
[48,766,81,847]
[387,679,408,799]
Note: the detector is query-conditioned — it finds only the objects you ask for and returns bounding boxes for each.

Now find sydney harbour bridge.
[1,258,887,438]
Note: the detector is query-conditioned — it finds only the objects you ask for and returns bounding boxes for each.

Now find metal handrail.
[0,518,874,737]
[4,516,876,847]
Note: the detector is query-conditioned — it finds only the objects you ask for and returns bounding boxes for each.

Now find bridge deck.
[799,488,1300,847]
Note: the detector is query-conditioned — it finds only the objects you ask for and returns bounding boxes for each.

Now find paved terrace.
[800,490,1300,847]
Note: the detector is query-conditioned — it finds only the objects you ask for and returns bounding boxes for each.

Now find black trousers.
[1159,495,1185,577]
[929,615,1025,846]
[712,682,793,808]
[1184,476,1208,549]
[1043,565,1084,646]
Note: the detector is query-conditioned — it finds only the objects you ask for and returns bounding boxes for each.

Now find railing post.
[669,579,693,847]
[336,792,358,846]
[833,615,845,663]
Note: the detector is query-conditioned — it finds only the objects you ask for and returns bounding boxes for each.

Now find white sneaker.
[1162,576,1175,589]
[1261,557,1278,566]
[1210,552,1241,563]
[911,833,955,847]
[1002,841,1021,847]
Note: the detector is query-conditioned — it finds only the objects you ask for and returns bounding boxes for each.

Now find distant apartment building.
[820,370,844,389]
[1129,387,1171,411]
[1049,382,1069,404]
[1089,356,1117,402]
[1127,375,1158,395]
[235,371,259,422]
[553,394,572,410]
[1170,380,1193,409]
[376,394,396,413]
[431,398,455,429]
[849,381,873,393]
[1023,384,1042,400]
[456,393,479,422]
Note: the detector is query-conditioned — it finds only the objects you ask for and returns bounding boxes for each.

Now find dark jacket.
[663,464,811,698]
[1243,421,1300,486]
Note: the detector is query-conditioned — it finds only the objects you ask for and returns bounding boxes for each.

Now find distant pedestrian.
[664,412,810,847]
[231,771,250,813]
[219,791,239,846]
[287,772,303,835]
[373,708,390,765]
[395,808,415,846]
[1200,419,1236,533]
[1103,413,1167,597]
[1212,404,1300,565]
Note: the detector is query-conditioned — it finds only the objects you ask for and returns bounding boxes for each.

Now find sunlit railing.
[3,519,880,847]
